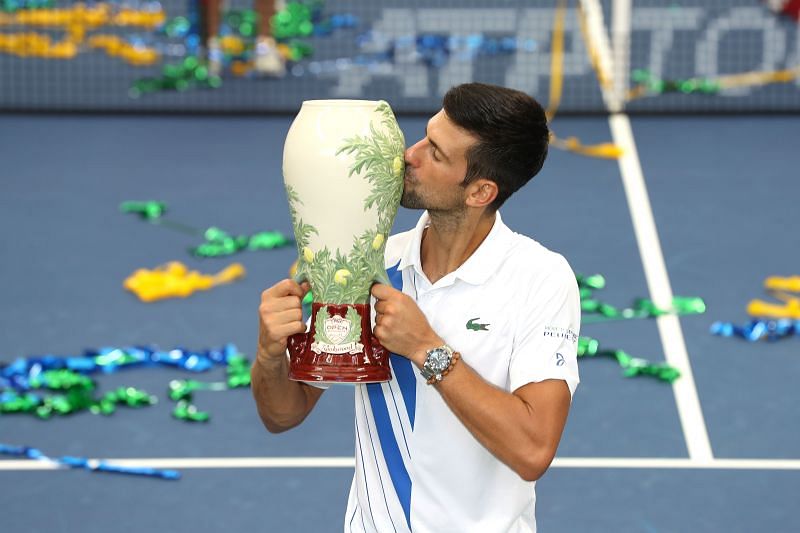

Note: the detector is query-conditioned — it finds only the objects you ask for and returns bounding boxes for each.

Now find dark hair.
[443,83,549,211]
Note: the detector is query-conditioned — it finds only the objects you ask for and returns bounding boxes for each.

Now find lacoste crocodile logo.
[466,318,490,331]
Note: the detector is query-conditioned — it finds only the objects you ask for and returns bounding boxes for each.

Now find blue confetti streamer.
[710,319,800,342]
[0,443,180,480]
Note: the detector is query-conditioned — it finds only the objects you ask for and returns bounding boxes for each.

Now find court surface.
[1,112,798,532]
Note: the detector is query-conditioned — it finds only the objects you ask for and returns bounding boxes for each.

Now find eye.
[431,146,441,162]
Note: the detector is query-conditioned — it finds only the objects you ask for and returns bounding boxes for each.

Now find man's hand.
[252,279,323,434]
[371,283,443,366]
[258,279,309,364]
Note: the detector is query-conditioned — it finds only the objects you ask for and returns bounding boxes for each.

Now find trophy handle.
[292,270,308,285]
[370,334,388,361]
[287,331,308,359]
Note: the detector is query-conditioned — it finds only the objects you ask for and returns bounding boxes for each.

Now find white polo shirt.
[344,211,580,533]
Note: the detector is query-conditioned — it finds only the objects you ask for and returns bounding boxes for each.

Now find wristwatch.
[420,344,454,383]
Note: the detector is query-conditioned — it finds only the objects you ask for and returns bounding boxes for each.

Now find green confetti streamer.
[168,379,227,402]
[191,227,292,257]
[632,69,721,96]
[1,376,156,419]
[577,272,705,324]
[120,201,166,221]
[120,201,292,256]
[173,399,210,422]
[166,355,254,421]
[226,355,251,388]
[130,56,222,98]
[578,335,681,383]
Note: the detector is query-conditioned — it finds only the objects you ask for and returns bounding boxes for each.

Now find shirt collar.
[397,210,514,286]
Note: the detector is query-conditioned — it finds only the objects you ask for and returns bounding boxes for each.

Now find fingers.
[374,312,392,329]
[265,278,306,300]
[371,282,397,300]
[263,294,303,312]
[267,318,307,341]
[258,279,308,357]
[373,324,386,342]
[261,279,305,311]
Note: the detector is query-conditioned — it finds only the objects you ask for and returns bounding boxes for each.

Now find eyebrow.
[425,123,451,162]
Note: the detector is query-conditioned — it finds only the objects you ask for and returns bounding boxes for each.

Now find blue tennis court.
[2,0,800,530]
[1,112,798,532]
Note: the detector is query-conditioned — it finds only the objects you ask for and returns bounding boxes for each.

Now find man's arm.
[251,279,325,433]
[426,358,570,481]
[371,284,572,481]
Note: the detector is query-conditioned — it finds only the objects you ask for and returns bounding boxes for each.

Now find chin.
[400,193,425,210]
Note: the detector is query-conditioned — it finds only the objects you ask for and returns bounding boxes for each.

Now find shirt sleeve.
[508,255,581,397]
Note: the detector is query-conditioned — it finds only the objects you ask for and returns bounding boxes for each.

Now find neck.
[420,209,496,284]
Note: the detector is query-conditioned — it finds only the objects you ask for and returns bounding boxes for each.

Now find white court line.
[582,0,714,461]
[577,0,617,110]
[2,456,800,471]
[609,114,714,461]
[610,0,631,111]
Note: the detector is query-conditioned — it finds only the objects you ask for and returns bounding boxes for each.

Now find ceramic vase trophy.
[283,100,405,383]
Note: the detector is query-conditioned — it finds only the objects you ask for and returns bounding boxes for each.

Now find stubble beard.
[401,181,468,231]
[400,168,426,209]
[400,169,468,225]
[400,186,425,209]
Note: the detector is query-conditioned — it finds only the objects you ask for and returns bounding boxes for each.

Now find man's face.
[401,109,477,212]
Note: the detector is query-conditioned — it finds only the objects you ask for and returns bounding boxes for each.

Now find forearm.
[370,284,568,480]
[250,350,320,433]
[433,359,563,481]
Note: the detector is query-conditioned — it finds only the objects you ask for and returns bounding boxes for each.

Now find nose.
[404,138,425,167]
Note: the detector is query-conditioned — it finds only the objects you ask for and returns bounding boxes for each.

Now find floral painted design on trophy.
[288,101,404,304]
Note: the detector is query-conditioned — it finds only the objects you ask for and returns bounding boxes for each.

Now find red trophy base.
[287,302,391,383]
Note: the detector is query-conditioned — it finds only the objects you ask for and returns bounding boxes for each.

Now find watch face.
[427,348,451,372]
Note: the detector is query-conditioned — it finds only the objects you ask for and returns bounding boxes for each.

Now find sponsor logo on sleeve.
[543,326,578,344]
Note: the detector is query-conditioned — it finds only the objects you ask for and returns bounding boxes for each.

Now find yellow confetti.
[0,3,164,65]
[550,135,624,159]
[124,261,246,302]
[220,34,245,56]
[764,276,800,293]
[746,275,800,319]
[747,298,800,320]
[545,0,621,160]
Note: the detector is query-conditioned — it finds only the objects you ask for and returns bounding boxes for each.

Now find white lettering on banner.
[631,8,703,85]
[506,9,590,97]
[323,6,799,97]
[696,7,788,96]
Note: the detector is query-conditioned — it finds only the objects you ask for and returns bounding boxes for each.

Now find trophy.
[282,100,405,383]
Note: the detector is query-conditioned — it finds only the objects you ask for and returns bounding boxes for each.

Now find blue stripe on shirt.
[362,262,417,529]
[366,383,411,529]
[385,262,417,428]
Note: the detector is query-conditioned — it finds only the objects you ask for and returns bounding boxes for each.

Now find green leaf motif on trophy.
[286,183,317,287]
[335,100,405,290]
[287,100,405,304]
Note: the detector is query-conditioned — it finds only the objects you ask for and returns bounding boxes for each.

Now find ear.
[465,179,498,209]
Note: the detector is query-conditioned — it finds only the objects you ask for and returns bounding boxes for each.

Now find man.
[253,83,580,532]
